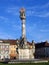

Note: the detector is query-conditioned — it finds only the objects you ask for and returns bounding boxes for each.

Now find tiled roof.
[35,41,49,48]
[0,39,35,45]
[27,41,32,45]
[0,39,17,45]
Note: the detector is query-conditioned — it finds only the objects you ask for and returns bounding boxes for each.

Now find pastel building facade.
[9,40,17,59]
[0,40,17,60]
[0,39,35,60]
[0,40,10,59]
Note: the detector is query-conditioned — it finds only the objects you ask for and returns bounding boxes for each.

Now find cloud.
[27,7,49,17]
[6,2,49,18]
[0,16,8,23]
[6,7,20,16]
[40,29,49,32]
[27,10,49,17]
[0,31,13,39]
[26,2,49,9]
[12,24,21,31]
[26,10,49,17]
[26,7,49,17]
[34,12,49,17]
[26,23,37,37]
[26,2,49,17]
[41,2,49,8]
[0,16,8,20]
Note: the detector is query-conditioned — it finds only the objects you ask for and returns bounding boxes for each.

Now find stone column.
[20,8,27,48]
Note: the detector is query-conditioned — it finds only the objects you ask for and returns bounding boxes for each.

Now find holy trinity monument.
[17,8,35,60]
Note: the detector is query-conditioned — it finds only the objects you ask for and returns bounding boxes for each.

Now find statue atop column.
[19,8,28,48]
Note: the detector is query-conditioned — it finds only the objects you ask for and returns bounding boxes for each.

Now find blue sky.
[0,0,49,42]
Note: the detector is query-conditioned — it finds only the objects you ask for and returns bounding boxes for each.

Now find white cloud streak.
[12,24,21,31]
[0,16,8,20]
[6,7,20,16]
[41,2,49,8]
[0,31,13,39]
[0,16,8,23]
[34,12,49,17]
[6,2,49,18]
[40,29,49,32]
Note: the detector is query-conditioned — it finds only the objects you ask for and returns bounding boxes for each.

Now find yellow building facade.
[9,40,17,59]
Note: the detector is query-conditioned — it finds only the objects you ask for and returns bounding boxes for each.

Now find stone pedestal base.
[18,49,34,60]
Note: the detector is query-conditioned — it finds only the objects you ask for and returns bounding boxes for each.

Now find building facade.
[9,40,17,59]
[35,41,49,59]
[0,40,10,59]
[0,39,18,60]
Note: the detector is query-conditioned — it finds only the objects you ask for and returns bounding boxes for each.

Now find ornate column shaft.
[20,8,28,48]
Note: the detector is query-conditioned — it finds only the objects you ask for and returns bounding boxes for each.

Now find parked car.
[3,58,10,63]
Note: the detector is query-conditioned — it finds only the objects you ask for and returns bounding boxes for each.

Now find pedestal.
[18,49,34,60]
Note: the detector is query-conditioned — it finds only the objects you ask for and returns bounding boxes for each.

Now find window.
[6,46,9,48]
[14,45,16,48]
[5,51,9,54]
[0,45,1,48]
[11,51,13,53]
[14,50,16,53]
[1,45,3,49]
[2,45,5,49]
[0,56,1,59]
